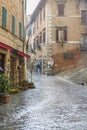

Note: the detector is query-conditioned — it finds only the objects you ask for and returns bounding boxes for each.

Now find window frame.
[56,27,67,42]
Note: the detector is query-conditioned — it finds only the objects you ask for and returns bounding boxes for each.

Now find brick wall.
[47,0,87,73]
[53,47,80,73]
[28,0,87,74]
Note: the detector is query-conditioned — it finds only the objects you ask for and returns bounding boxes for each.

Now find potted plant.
[0,74,12,103]
[9,88,19,94]
[23,79,29,89]
[28,82,35,89]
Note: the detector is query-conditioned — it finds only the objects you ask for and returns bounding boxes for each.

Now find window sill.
[56,41,67,43]
[57,15,65,17]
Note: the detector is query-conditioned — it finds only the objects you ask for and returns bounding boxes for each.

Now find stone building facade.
[27,0,87,74]
[0,0,30,86]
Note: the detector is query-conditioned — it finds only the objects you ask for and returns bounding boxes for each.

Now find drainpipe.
[22,0,26,52]
[22,0,27,80]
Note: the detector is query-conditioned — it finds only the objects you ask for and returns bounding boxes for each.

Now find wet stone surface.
[0,74,87,130]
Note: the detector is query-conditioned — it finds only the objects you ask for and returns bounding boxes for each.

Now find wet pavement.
[0,74,87,130]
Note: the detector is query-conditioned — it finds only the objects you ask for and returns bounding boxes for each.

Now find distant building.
[0,0,30,86]
[27,0,87,74]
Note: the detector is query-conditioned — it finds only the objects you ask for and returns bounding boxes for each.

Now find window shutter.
[43,31,46,43]
[33,42,35,50]
[40,33,42,44]
[19,22,22,39]
[56,29,59,41]
[2,7,7,28]
[12,15,15,34]
[43,6,45,20]
[81,10,87,24]
[58,4,64,16]
[40,8,42,24]
[64,29,67,41]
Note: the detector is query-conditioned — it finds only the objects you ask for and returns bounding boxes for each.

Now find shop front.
[0,42,30,87]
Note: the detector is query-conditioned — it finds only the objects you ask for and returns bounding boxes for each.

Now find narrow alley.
[0,74,87,130]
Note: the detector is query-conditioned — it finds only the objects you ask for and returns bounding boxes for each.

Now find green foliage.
[0,74,12,94]
[9,88,19,94]
[16,86,24,90]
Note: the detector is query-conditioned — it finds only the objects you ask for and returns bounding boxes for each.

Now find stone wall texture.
[0,0,23,51]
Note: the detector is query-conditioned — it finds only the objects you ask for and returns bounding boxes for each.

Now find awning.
[0,42,30,58]
[0,42,12,51]
[17,51,30,58]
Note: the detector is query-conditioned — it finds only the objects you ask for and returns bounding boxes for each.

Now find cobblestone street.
[0,74,87,130]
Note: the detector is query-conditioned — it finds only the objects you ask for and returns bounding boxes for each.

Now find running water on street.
[0,74,87,130]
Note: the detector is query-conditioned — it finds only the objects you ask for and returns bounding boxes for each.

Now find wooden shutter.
[63,29,67,41]
[40,33,42,44]
[81,10,87,24]
[43,31,46,43]
[43,6,45,20]
[19,22,22,39]
[2,7,7,28]
[40,8,42,24]
[58,4,64,16]
[56,29,59,41]
[12,15,15,34]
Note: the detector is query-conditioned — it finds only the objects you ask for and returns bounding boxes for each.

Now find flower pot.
[18,87,24,91]
[2,94,10,103]
[9,91,17,94]
[9,88,19,94]
[29,84,35,89]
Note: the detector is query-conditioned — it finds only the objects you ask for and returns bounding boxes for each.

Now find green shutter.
[12,15,15,34]
[19,22,22,39]
[2,7,7,28]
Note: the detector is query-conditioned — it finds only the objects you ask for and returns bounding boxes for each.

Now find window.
[19,22,22,39]
[43,6,45,20]
[33,23,36,34]
[37,17,38,29]
[40,33,42,44]
[36,36,39,50]
[58,4,64,16]
[43,30,46,43]
[12,15,15,34]
[33,21,36,34]
[33,41,36,50]
[56,27,67,42]
[81,10,87,24]
[81,34,87,45]
[80,34,87,50]
[40,8,42,24]
[2,7,7,28]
